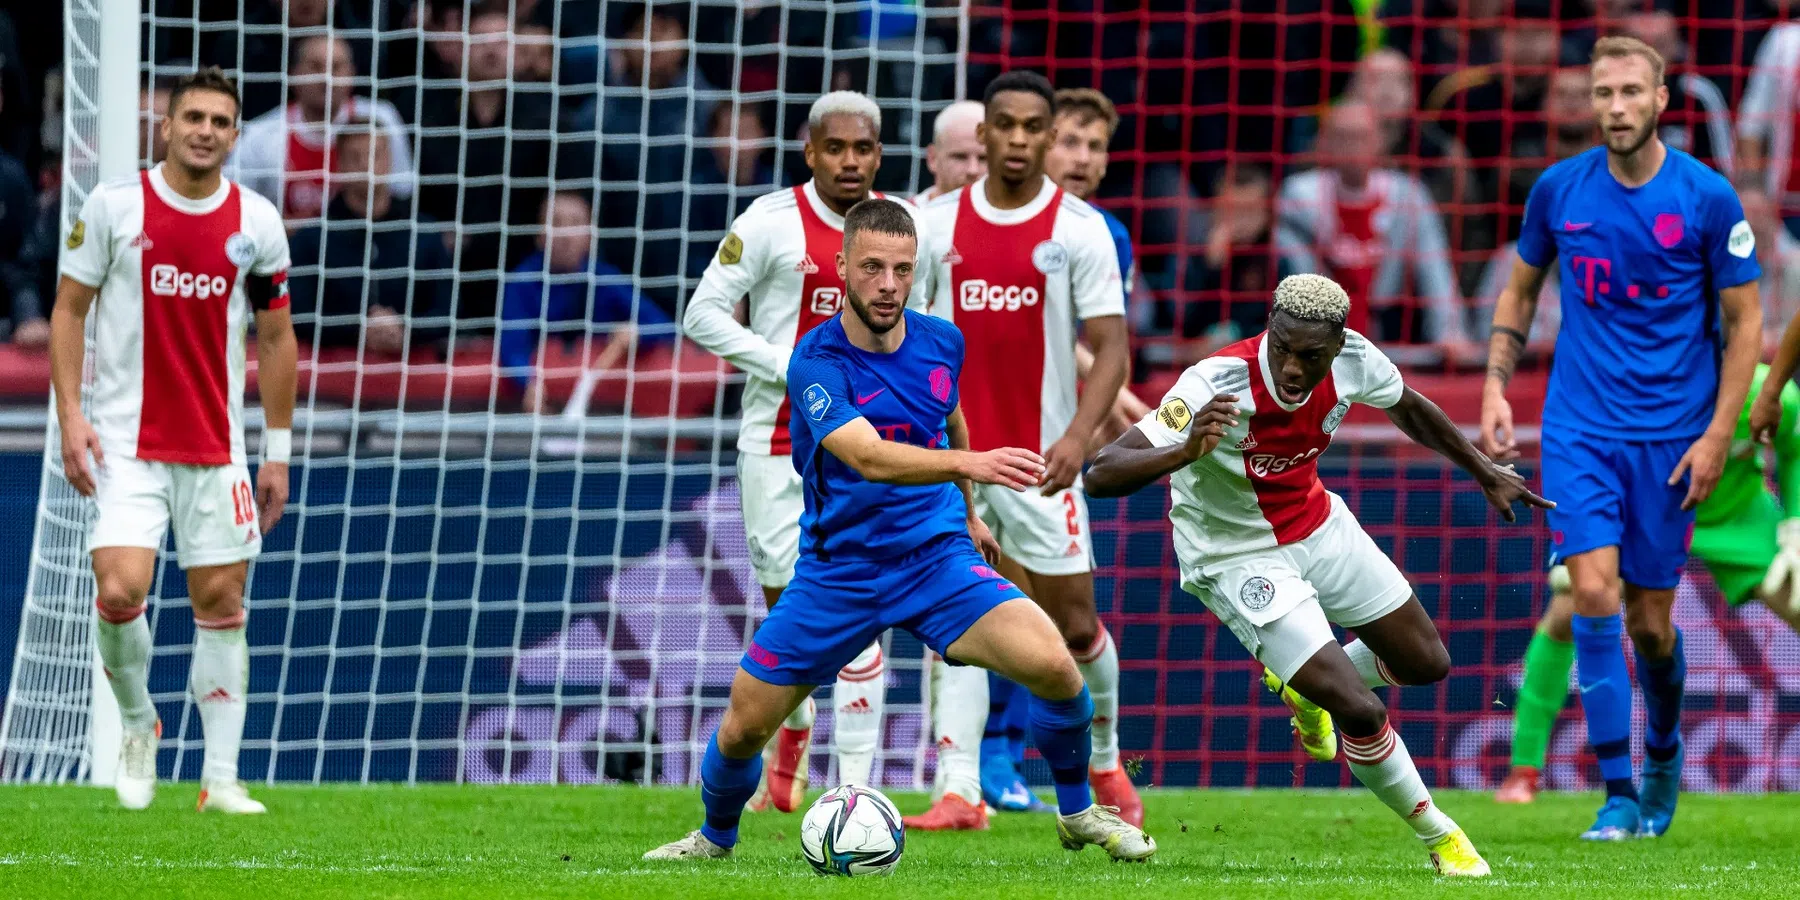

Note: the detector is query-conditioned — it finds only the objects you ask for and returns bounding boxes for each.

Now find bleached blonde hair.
[810,91,882,132]
[1273,273,1351,325]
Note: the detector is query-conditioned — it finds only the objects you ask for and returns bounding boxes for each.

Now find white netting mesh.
[3,0,969,787]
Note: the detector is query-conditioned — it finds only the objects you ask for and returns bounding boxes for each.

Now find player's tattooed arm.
[1386,387,1553,522]
[1480,256,1548,460]
[1084,395,1239,498]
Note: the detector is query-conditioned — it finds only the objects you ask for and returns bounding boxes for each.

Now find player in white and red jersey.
[682,91,924,811]
[912,71,1137,830]
[52,68,297,815]
[915,100,986,205]
[1086,274,1551,876]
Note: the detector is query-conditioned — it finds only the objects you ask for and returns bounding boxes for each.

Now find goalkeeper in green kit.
[1497,361,1800,803]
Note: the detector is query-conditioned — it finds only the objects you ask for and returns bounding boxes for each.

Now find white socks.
[190,612,248,785]
[1342,722,1455,842]
[929,654,987,805]
[1345,639,1400,689]
[783,691,817,731]
[95,601,157,732]
[1075,629,1120,771]
[832,642,885,786]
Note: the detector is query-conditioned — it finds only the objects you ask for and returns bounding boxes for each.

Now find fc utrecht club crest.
[1322,400,1351,434]
[1240,576,1275,611]
[1031,239,1068,274]
[928,365,953,402]
[225,232,256,267]
[1653,213,1684,249]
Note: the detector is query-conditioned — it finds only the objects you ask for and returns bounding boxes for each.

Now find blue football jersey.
[786,310,969,561]
[1095,204,1135,302]
[1518,146,1761,439]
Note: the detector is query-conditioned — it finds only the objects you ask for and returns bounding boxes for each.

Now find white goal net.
[2,0,970,787]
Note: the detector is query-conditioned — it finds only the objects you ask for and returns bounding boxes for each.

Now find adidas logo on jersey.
[942,245,963,265]
[795,254,820,274]
[199,687,234,703]
[1238,431,1258,451]
[130,232,154,250]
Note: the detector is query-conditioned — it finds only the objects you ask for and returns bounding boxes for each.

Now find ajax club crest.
[1322,400,1351,434]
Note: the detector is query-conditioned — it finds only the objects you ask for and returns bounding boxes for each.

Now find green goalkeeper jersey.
[1699,363,1800,528]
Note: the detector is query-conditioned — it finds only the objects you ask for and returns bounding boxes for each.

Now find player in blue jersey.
[644,199,1156,863]
[1481,36,1764,841]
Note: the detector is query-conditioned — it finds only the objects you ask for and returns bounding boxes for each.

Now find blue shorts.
[1541,428,1695,590]
[743,534,1028,686]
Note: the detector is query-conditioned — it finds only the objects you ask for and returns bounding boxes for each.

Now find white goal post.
[1,0,972,788]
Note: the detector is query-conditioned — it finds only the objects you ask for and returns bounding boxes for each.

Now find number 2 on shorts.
[1062,492,1080,536]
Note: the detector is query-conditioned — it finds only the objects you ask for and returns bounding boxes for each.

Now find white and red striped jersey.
[62,165,291,467]
[918,176,1124,453]
[1137,330,1405,560]
[681,180,926,455]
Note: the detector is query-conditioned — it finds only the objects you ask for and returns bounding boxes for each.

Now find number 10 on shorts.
[232,481,256,527]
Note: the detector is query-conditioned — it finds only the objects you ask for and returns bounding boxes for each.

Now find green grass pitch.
[3,784,1797,898]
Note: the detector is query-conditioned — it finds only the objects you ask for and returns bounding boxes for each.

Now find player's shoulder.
[792,315,848,359]
[1338,328,1383,360]
[1538,146,1608,189]
[920,186,962,219]
[1667,148,1737,199]
[904,308,961,348]
[1176,345,1255,398]
[744,185,800,218]
[86,174,142,207]
[235,180,285,223]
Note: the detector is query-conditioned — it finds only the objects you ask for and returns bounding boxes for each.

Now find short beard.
[1607,114,1659,158]
[847,291,898,335]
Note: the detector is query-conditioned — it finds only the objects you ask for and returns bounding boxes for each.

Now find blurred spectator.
[917,100,985,203]
[1503,67,1597,221]
[1741,186,1800,344]
[1424,10,1560,161]
[139,81,172,165]
[1278,103,1473,358]
[0,12,33,168]
[699,103,777,191]
[0,128,44,346]
[514,24,555,84]
[1347,49,1470,215]
[1738,11,1800,232]
[1623,11,1733,177]
[416,11,558,323]
[229,34,415,222]
[286,124,451,354]
[500,192,672,414]
[208,0,379,122]
[1160,164,1285,359]
[575,5,717,302]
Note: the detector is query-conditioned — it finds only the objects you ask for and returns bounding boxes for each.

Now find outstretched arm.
[1386,387,1553,522]
[1085,395,1240,498]
[821,412,1045,490]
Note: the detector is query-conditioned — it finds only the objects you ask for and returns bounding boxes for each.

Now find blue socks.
[1636,627,1686,762]
[698,732,763,849]
[1029,685,1095,814]
[1004,679,1032,767]
[1572,613,1637,801]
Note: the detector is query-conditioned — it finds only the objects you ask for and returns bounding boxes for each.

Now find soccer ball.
[799,785,905,876]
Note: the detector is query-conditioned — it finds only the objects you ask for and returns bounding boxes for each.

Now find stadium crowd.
[0,1,1797,415]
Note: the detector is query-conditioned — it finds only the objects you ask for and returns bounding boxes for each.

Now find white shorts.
[1181,494,1412,683]
[972,482,1093,576]
[89,456,263,570]
[738,450,803,588]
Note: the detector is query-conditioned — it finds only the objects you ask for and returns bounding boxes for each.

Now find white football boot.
[1057,804,1157,861]
[643,830,733,861]
[197,780,267,814]
[115,722,160,811]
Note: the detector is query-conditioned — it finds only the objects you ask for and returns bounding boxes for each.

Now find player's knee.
[1624,615,1676,659]
[190,581,244,622]
[94,577,147,621]
[1568,570,1619,615]
[1059,617,1101,656]
[717,712,777,757]
[1392,643,1450,686]
[1331,692,1389,738]
[1020,652,1084,702]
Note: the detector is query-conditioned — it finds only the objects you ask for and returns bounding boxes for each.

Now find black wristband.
[1492,325,1528,346]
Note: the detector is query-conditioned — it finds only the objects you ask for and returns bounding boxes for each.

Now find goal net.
[5,1,1797,796]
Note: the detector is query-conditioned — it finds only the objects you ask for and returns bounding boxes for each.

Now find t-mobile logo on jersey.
[149,264,231,300]
[1248,446,1321,477]
[1570,256,1612,307]
[959,279,1040,312]
[810,287,843,315]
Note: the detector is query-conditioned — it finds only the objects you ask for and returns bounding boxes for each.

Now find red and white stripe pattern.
[1073,630,1111,665]
[195,611,247,631]
[838,644,885,682]
[1342,722,1400,767]
[95,598,146,625]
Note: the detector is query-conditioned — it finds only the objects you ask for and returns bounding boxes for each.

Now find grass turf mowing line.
[2,785,1797,898]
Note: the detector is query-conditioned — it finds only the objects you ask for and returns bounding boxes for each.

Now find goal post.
[0,0,139,785]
